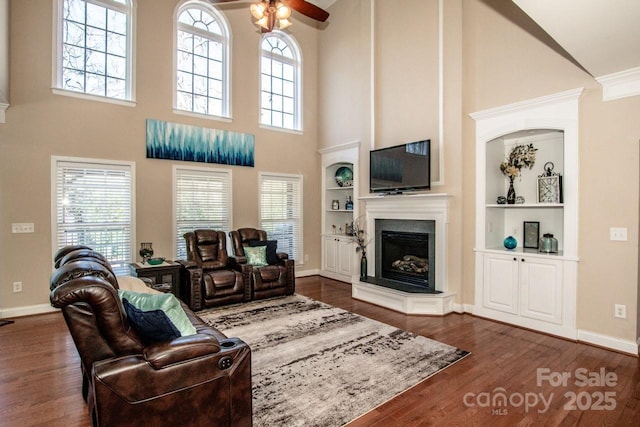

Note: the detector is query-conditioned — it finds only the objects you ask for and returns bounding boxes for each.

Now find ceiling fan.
[210,0,330,33]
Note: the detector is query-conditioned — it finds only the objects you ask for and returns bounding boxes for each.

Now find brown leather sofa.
[50,247,252,427]
[180,230,252,311]
[229,228,295,300]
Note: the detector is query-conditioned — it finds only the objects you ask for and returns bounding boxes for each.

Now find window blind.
[174,167,231,259]
[259,173,302,262]
[54,159,134,275]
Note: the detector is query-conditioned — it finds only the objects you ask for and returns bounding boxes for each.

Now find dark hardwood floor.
[1,276,638,426]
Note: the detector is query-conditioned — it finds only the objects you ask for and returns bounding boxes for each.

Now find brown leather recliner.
[50,247,252,427]
[229,228,295,300]
[179,230,252,311]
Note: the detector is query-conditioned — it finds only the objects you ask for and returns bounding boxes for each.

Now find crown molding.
[596,67,640,101]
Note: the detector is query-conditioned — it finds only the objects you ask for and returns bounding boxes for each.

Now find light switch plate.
[609,227,627,241]
[12,223,35,233]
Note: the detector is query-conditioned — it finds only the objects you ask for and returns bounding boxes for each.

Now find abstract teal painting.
[146,119,255,167]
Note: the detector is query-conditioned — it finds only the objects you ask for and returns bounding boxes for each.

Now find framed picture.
[523,221,540,249]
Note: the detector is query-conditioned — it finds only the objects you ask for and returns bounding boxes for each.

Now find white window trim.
[51,0,137,103]
[50,155,137,272]
[172,164,233,259]
[258,31,303,132]
[258,171,303,265]
[173,0,232,119]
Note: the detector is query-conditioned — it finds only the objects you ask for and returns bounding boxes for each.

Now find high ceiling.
[311,0,337,11]
[513,0,640,78]
[316,0,639,79]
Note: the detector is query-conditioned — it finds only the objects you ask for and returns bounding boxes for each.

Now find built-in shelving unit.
[471,88,583,340]
[483,129,566,254]
[324,177,355,234]
[319,142,360,282]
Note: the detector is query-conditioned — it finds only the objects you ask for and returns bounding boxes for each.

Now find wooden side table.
[128,261,181,297]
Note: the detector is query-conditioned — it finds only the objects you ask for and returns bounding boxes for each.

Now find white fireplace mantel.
[353,193,455,315]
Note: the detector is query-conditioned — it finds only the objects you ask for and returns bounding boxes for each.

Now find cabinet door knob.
[521,258,525,262]
[513,257,517,261]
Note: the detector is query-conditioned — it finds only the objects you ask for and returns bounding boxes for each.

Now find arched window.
[54,0,135,101]
[260,31,301,131]
[175,1,230,118]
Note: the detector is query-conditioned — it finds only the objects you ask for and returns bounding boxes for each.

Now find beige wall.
[0,0,321,313]
[319,0,638,344]
[461,0,639,343]
[318,0,466,302]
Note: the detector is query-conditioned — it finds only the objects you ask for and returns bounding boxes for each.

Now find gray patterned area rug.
[200,295,469,427]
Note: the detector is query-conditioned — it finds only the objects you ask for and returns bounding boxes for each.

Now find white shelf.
[486,203,563,208]
[327,186,353,191]
[480,246,566,258]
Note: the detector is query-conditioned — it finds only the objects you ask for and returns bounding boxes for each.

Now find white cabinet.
[483,253,519,314]
[483,252,562,324]
[471,89,582,340]
[319,142,360,283]
[519,255,563,324]
[322,235,354,280]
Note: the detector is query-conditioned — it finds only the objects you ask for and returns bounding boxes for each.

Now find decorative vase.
[503,236,517,250]
[506,176,516,204]
[360,253,367,281]
[139,242,154,263]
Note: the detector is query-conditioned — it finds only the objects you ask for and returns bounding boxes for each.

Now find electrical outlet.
[614,304,627,319]
[12,281,22,293]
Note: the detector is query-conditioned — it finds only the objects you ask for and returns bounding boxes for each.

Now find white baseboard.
[0,303,58,319]
[577,329,639,356]
[461,305,637,356]
[462,303,475,314]
[453,303,466,314]
[295,268,320,278]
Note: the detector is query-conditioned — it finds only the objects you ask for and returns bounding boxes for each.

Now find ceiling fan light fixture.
[278,18,292,29]
[256,15,270,30]
[250,2,266,20]
[276,4,291,20]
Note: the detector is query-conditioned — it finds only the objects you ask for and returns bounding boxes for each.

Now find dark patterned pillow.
[122,298,181,345]
[248,239,279,265]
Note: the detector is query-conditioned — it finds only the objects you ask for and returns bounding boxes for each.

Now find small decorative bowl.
[147,257,165,265]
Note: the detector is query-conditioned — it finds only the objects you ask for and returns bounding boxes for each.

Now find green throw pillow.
[118,290,197,337]
[244,245,268,267]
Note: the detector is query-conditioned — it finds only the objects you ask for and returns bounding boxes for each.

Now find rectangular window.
[174,166,232,259]
[55,0,134,102]
[259,173,302,262]
[52,157,135,275]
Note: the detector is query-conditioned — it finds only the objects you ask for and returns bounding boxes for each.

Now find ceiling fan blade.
[284,0,330,22]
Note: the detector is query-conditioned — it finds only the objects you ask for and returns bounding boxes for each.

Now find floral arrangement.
[349,216,370,256]
[500,143,537,179]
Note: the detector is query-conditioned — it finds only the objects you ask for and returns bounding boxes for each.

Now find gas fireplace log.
[403,255,427,264]
[391,255,429,273]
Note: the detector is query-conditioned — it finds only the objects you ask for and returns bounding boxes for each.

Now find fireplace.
[353,193,453,315]
[372,219,437,293]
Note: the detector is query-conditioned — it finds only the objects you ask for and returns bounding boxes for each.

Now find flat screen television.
[369,140,431,194]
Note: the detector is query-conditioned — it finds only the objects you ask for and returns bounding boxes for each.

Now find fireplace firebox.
[381,231,429,286]
[372,219,437,293]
